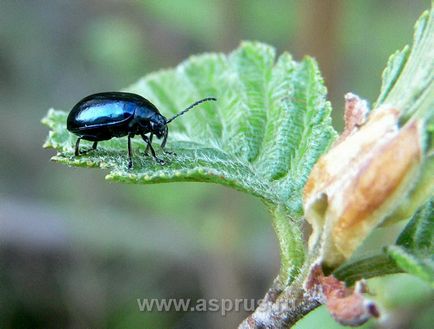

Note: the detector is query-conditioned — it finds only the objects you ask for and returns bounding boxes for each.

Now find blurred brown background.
[0,1,432,328]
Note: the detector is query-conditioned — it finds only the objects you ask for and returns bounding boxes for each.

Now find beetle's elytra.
[67,92,216,168]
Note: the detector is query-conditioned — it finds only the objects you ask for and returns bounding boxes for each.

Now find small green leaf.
[387,245,433,286]
[386,199,434,286]
[396,199,433,252]
[42,42,336,217]
[375,45,410,106]
[375,7,434,124]
[334,254,402,286]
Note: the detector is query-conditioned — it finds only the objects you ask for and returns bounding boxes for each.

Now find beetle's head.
[150,115,167,139]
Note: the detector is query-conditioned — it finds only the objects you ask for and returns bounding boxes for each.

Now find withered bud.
[304,94,424,268]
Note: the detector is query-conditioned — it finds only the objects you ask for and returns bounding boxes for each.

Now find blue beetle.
[67,92,216,168]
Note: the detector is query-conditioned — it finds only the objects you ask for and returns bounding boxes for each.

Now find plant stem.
[269,204,306,286]
[238,264,321,329]
[237,205,313,328]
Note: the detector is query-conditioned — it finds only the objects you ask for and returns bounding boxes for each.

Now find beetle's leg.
[141,133,164,165]
[77,140,98,155]
[145,133,153,156]
[127,134,133,169]
[161,126,168,149]
[75,138,81,156]
[160,126,175,155]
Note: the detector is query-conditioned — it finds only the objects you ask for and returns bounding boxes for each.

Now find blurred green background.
[0,1,432,328]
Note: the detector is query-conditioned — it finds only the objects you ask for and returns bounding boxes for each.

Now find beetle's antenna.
[166,97,217,124]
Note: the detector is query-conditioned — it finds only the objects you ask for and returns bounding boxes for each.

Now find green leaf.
[334,254,402,286]
[386,199,434,286]
[396,199,433,252]
[375,6,434,125]
[375,45,410,107]
[42,42,336,217]
[387,245,433,286]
